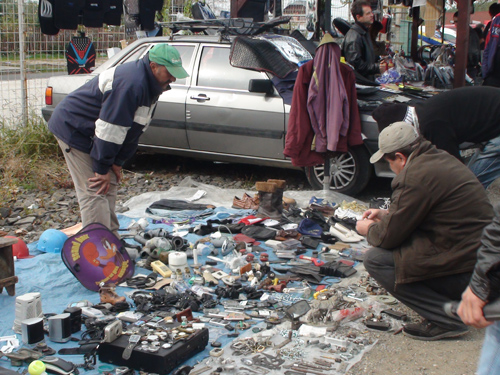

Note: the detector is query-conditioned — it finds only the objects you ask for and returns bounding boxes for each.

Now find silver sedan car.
[42,35,390,195]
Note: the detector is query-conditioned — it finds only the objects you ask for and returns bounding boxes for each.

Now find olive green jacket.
[367,140,493,284]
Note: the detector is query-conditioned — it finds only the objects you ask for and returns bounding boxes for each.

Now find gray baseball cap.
[370,121,419,164]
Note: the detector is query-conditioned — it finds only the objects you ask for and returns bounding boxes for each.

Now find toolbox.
[98,328,209,374]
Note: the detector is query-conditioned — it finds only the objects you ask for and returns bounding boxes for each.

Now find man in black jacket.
[371,86,500,188]
[342,0,386,81]
[458,205,500,374]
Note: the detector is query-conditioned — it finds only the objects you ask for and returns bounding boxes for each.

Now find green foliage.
[160,0,173,22]
[0,113,70,206]
[0,113,60,159]
[475,0,498,12]
[184,0,193,18]
[448,0,496,13]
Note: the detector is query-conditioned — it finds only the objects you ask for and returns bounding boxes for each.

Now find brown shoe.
[256,182,280,219]
[267,179,296,210]
[232,193,259,210]
[99,284,126,305]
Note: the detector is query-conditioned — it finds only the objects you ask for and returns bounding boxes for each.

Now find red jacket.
[307,42,349,153]
[284,57,362,167]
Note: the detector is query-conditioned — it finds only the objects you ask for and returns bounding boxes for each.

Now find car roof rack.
[159,16,292,40]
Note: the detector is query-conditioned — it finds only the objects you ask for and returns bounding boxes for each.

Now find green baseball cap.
[149,44,189,79]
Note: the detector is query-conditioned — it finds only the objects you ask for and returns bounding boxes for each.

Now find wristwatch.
[122,334,141,360]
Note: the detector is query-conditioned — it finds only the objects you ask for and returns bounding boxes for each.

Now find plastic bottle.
[171,280,190,294]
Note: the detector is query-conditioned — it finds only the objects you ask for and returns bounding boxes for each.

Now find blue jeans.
[468,135,500,188]
[478,322,500,375]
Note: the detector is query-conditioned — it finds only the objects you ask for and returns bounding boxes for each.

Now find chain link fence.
[0,0,352,126]
[0,0,128,125]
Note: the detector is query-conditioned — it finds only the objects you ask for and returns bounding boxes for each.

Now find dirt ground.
[345,180,500,375]
[347,328,484,374]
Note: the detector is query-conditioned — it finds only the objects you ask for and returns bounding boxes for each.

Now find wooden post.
[411,6,420,61]
[454,0,472,88]
[0,237,19,296]
[230,0,238,18]
[324,0,331,33]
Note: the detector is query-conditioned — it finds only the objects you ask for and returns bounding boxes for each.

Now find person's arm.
[367,175,433,249]
[469,205,500,301]
[90,69,140,175]
[458,205,500,328]
[483,17,500,78]
[457,287,491,328]
[88,70,143,194]
[362,208,388,221]
[343,37,380,76]
[356,208,388,235]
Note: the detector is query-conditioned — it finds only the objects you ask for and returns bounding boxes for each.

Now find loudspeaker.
[13,292,43,333]
[21,317,44,345]
[48,313,71,343]
[63,306,82,333]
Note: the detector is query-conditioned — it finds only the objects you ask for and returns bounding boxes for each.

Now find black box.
[98,329,209,374]
[63,307,82,334]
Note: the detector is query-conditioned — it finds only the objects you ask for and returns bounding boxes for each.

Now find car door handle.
[190,94,210,101]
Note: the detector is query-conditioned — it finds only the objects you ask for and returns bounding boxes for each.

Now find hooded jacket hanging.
[284,36,362,167]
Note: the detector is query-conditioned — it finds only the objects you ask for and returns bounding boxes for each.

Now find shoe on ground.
[403,320,469,341]
[99,284,126,305]
[329,223,364,243]
[232,193,259,210]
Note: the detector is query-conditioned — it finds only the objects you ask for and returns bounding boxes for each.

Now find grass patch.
[0,113,71,208]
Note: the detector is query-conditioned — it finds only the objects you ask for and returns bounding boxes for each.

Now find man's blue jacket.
[49,54,164,175]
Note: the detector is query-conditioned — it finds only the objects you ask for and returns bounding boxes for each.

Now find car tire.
[305,146,372,196]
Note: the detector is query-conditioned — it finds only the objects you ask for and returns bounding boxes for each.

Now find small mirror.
[248,79,274,94]
[285,300,311,320]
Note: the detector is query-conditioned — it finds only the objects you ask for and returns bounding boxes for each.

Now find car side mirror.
[248,79,274,94]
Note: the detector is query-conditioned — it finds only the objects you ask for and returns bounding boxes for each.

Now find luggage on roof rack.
[159,16,292,36]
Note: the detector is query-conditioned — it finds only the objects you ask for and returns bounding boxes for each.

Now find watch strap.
[122,343,135,360]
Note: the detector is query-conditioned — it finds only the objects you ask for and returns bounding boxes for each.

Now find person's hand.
[457,286,492,329]
[111,164,122,184]
[361,208,388,222]
[379,61,387,74]
[88,172,112,195]
[356,219,375,236]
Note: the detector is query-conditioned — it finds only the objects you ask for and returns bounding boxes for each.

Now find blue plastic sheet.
[1,206,334,373]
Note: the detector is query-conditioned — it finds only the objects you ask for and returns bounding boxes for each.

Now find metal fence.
[0,0,353,126]
[0,0,128,125]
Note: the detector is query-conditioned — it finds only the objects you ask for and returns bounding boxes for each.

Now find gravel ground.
[2,152,498,375]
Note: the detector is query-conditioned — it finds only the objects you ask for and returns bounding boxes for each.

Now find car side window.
[141,44,195,86]
[120,46,149,64]
[119,44,195,85]
[165,45,196,85]
[197,46,264,90]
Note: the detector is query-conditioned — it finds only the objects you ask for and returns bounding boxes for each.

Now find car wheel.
[305,146,372,196]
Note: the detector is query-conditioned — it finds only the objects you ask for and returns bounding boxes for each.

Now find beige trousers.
[57,138,120,237]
